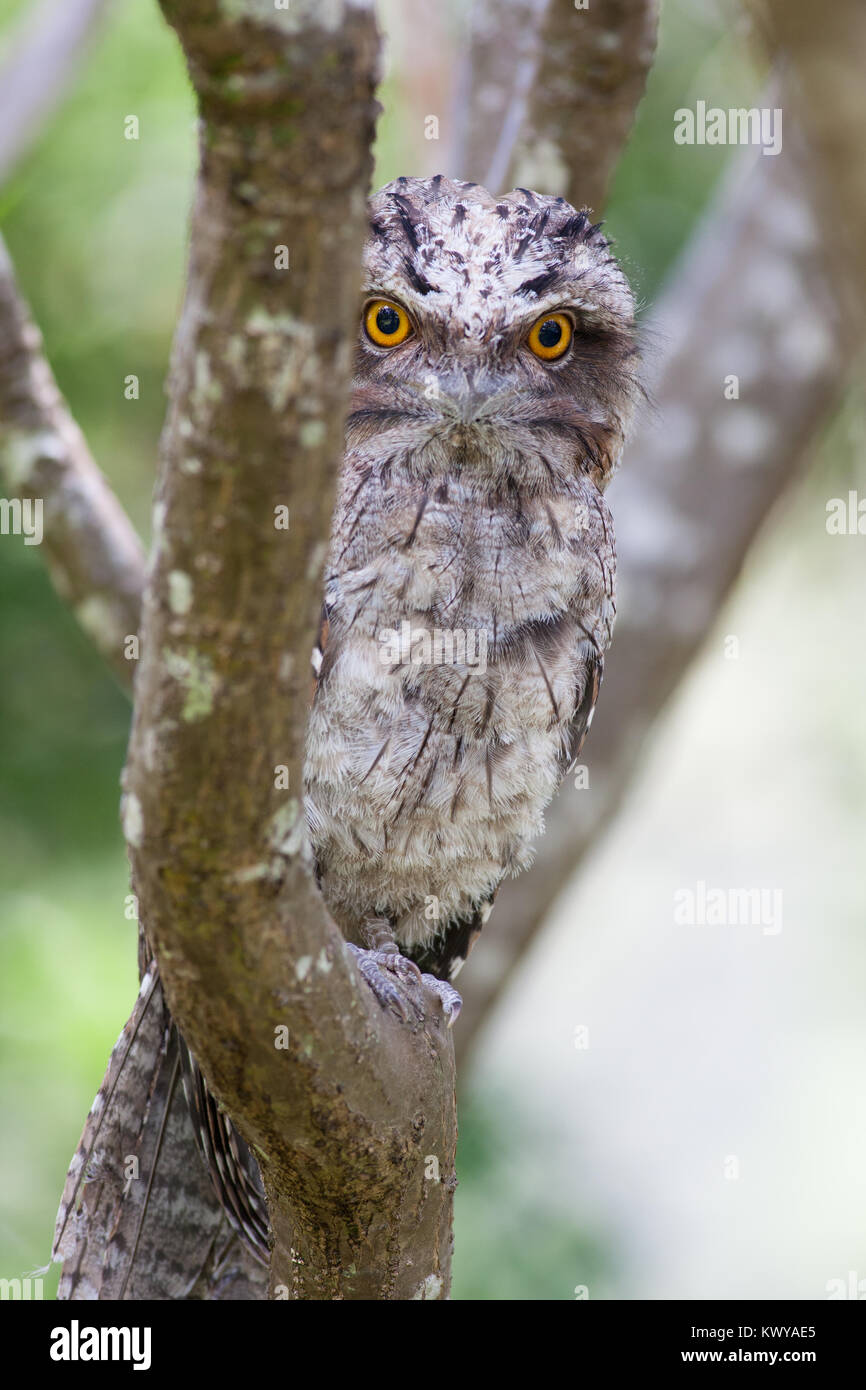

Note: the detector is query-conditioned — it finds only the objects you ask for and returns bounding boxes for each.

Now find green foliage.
[453,1088,614,1300]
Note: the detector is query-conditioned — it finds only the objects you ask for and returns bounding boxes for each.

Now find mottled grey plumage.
[52,960,267,1298]
[53,175,639,1293]
[305,174,640,1005]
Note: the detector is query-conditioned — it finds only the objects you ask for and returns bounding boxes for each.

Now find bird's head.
[347,174,641,491]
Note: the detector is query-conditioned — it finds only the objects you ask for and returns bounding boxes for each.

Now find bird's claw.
[346,944,462,1027]
[424,974,462,1026]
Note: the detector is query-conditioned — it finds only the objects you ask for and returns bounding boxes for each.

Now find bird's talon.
[346,943,421,1022]
[421,973,462,1027]
[347,944,461,1027]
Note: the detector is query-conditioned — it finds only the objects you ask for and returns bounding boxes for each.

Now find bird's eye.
[364,299,413,348]
[527,312,573,361]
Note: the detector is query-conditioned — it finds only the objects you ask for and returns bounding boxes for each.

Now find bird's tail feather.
[52,961,267,1300]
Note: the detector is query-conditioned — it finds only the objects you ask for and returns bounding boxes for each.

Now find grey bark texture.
[507,0,659,211]
[748,0,866,334]
[0,237,145,688]
[452,0,658,205]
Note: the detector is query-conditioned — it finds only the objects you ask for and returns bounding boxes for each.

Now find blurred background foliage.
[0,0,861,1299]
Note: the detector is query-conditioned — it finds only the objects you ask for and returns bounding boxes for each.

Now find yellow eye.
[527,312,573,361]
[364,299,412,348]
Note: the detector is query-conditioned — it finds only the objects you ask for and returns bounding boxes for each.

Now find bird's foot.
[346,943,462,1028]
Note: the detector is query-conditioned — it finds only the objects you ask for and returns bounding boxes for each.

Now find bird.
[304,173,641,1025]
[53,174,640,1290]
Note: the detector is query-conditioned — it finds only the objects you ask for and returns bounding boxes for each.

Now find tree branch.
[747,0,866,331]
[450,0,547,191]
[508,0,659,211]
[451,0,658,204]
[0,236,145,688]
[123,0,455,1299]
[456,134,847,1059]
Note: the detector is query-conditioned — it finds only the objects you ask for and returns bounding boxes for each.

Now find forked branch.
[121,0,455,1300]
